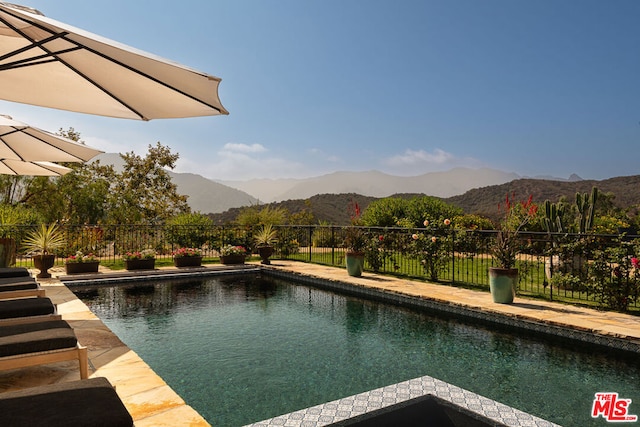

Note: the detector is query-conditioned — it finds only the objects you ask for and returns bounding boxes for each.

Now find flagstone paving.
[0,260,639,426]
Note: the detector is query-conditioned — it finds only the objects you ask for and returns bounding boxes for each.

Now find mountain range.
[93,153,585,214]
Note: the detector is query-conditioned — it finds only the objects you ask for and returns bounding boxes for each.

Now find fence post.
[331,226,335,265]
[308,226,313,262]
[451,229,455,284]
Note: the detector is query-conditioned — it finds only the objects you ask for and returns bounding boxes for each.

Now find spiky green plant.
[22,224,66,255]
[254,224,278,247]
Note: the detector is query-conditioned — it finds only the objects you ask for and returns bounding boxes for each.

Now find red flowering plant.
[64,251,98,264]
[491,194,538,269]
[220,245,246,256]
[172,247,202,258]
[343,200,366,254]
[122,249,156,260]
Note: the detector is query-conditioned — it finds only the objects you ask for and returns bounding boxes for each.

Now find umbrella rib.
[0,159,18,175]
[0,7,226,118]
[0,47,81,71]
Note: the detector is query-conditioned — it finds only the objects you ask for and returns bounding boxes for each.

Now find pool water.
[73,274,640,426]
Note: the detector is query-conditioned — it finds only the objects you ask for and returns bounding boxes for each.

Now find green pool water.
[73,274,640,426]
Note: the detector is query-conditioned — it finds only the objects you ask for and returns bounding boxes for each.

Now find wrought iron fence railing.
[5,224,640,312]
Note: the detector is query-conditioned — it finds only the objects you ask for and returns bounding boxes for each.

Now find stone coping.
[247,375,560,427]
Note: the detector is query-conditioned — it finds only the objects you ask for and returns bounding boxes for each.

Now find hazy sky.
[1,0,638,181]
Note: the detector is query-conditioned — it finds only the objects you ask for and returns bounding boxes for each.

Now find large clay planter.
[65,261,100,274]
[33,254,55,279]
[257,246,274,265]
[173,256,203,267]
[220,255,245,265]
[125,258,156,270]
[345,252,365,277]
[489,267,517,304]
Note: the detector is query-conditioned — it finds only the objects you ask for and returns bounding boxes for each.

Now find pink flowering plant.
[123,249,156,260]
[64,251,98,264]
[410,218,453,281]
[220,245,246,256]
[172,247,202,258]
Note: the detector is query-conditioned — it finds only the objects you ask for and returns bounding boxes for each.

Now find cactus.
[543,200,564,235]
[576,187,598,234]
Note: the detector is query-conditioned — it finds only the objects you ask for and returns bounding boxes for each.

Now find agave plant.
[254,224,278,247]
[22,223,66,255]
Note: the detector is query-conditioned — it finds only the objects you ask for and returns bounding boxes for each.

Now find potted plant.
[172,247,203,267]
[254,224,277,265]
[343,201,366,277]
[22,223,66,278]
[123,249,156,270]
[219,245,246,265]
[64,251,100,274]
[489,194,537,303]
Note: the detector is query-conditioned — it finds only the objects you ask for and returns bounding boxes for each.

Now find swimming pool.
[72,274,640,426]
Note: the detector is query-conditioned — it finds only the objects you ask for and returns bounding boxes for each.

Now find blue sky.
[1,0,638,181]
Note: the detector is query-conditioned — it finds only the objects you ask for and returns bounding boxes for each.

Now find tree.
[361,196,462,227]
[107,142,190,224]
[16,128,115,224]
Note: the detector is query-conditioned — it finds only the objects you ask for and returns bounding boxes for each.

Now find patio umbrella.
[0,115,102,163]
[0,159,71,175]
[0,3,229,120]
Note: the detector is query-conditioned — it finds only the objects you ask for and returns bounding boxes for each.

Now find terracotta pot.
[125,258,156,270]
[65,261,99,274]
[173,256,203,267]
[220,254,245,265]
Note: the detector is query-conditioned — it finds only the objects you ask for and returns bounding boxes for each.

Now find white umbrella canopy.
[0,159,71,175]
[0,114,102,163]
[0,2,229,120]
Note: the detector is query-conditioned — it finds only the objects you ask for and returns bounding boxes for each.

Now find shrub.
[165,212,212,248]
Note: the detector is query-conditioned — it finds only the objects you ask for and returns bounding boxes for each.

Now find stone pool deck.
[0,260,639,426]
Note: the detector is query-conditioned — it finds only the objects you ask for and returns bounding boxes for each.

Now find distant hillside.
[167,172,258,214]
[210,193,379,225]
[211,175,640,225]
[220,167,521,202]
[92,153,259,213]
[445,175,640,220]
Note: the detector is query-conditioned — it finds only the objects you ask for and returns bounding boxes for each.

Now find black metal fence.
[8,224,640,312]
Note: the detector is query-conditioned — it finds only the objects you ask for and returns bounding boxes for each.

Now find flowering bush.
[220,245,246,256]
[64,251,98,264]
[172,247,202,258]
[363,232,399,272]
[410,218,452,281]
[586,241,639,311]
[123,249,156,260]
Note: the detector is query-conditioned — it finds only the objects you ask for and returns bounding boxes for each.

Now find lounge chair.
[0,320,88,379]
[0,267,30,278]
[0,377,133,426]
[0,277,45,299]
[0,297,60,325]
